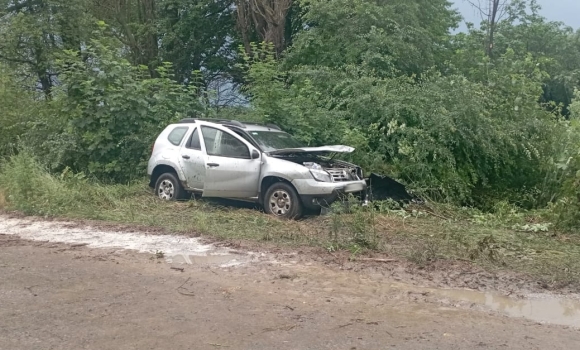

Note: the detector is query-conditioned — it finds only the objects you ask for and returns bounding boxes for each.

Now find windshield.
[248,131,304,152]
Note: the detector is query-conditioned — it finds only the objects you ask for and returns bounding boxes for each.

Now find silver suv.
[147,118,367,218]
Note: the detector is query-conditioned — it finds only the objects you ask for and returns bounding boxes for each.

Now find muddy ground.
[1,221,580,349]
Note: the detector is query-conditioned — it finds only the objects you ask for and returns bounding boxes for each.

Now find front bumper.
[292,179,367,210]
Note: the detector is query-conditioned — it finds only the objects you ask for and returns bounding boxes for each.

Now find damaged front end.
[267,146,420,213]
[270,151,368,211]
[269,146,364,183]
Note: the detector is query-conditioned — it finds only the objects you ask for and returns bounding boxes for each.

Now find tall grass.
[0,152,142,216]
[0,153,325,244]
[1,153,579,288]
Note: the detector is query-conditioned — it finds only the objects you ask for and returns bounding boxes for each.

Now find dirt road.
[1,218,579,350]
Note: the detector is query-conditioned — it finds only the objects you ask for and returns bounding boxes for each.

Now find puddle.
[421,286,580,328]
[0,216,246,267]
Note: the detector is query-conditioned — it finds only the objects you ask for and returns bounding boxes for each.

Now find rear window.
[167,127,189,146]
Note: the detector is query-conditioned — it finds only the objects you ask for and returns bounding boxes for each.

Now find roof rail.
[239,121,282,131]
[184,118,281,131]
[195,118,246,128]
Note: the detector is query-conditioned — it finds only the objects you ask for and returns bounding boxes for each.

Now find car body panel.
[268,145,355,156]
[147,125,192,183]
[292,178,367,195]
[178,148,206,190]
[197,123,262,198]
[259,155,313,183]
[203,154,262,197]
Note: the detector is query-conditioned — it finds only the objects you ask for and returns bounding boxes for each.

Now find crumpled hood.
[268,145,355,156]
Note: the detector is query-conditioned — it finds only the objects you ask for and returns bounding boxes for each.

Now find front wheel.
[154,173,186,201]
[263,182,303,219]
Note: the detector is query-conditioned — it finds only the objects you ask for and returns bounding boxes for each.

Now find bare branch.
[496,0,510,22]
[465,0,489,22]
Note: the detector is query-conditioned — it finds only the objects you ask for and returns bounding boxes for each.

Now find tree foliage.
[17,27,202,182]
[0,0,95,97]
[158,0,238,85]
[0,63,43,155]
[1,0,580,227]
[548,91,580,229]
[285,0,460,76]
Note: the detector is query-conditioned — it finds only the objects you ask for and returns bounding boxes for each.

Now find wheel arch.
[259,176,298,205]
[149,164,180,188]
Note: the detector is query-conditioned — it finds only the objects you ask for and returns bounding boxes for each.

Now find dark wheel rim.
[158,179,175,200]
[269,190,292,216]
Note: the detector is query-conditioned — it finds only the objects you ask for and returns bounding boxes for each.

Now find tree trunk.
[486,0,500,57]
[235,0,292,57]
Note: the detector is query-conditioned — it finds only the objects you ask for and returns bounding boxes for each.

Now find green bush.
[49,28,202,182]
[244,47,558,205]
[547,91,580,230]
[9,25,204,184]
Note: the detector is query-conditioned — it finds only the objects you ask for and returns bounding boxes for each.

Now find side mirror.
[251,149,260,159]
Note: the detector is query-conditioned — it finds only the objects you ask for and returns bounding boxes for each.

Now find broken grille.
[327,169,350,182]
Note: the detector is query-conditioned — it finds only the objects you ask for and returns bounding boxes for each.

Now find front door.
[199,126,261,198]
[178,127,206,190]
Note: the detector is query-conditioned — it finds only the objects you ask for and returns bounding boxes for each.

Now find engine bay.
[275,154,363,182]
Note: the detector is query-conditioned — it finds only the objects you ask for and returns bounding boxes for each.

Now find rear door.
[199,125,261,198]
[178,127,206,190]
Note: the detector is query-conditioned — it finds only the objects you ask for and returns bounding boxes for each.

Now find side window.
[167,127,189,146]
[185,128,201,150]
[201,126,218,154]
[201,126,250,159]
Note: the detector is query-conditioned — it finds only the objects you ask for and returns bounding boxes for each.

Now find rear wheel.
[264,182,303,219]
[155,173,186,201]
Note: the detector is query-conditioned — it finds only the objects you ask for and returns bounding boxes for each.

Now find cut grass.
[1,153,579,289]
[380,214,580,288]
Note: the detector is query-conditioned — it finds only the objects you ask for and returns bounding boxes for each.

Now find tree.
[284,0,460,77]
[241,1,558,204]
[456,0,580,115]
[498,1,580,114]
[465,0,509,57]
[90,0,160,76]
[0,0,94,98]
[158,0,238,86]
[46,29,203,181]
[235,0,293,57]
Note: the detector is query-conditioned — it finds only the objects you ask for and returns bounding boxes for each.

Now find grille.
[327,169,350,182]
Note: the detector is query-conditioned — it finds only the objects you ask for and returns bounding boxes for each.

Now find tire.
[154,173,186,201]
[263,182,303,219]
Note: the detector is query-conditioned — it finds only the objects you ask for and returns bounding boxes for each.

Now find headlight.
[310,169,332,182]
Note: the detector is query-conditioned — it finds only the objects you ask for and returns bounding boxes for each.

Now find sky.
[452,0,580,30]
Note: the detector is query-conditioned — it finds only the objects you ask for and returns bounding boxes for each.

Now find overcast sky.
[453,0,580,30]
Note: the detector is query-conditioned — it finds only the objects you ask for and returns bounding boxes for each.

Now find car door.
[199,125,261,198]
[177,127,206,190]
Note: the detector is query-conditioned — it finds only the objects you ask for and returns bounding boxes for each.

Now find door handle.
[207,163,220,168]
[182,155,191,159]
